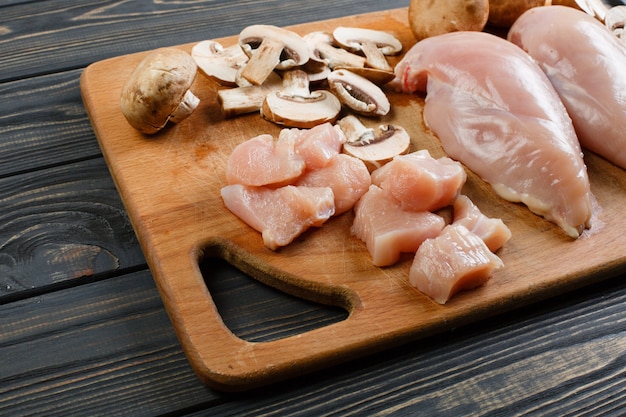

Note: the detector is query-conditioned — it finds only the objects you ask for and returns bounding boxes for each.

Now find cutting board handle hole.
[198,243,350,343]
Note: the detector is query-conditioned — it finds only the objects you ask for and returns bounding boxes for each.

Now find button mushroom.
[261,69,341,128]
[332,27,402,72]
[191,40,248,87]
[337,115,411,171]
[238,24,311,86]
[120,47,199,135]
[407,0,489,41]
[327,69,390,116]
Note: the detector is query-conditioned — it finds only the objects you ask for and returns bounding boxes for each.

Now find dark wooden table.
[2,1,626,415]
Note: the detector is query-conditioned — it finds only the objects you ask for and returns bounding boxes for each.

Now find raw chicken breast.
[409,224,503,305]
[226,134,305,187]
[221,184,335,250]
[281,122,345,170]
[352,185,446,267]
[371,149,466,212]
[508,6,626,169]
[296,153,371,215]
[392,31,592,238]
[453,195,511,252]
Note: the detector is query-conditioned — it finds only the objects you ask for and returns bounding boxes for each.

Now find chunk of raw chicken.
[221,184,335,250]
[371,149,466,212]
[409,224,503,304]
[392,31,592,238]
[296,153,371,215]
[351,185,446,267]
[281,122,346,170]
[453,195,511,252]
[226,134,305,187]
[508,6,626,170]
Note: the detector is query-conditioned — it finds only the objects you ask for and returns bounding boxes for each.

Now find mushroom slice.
[191,40,248,87]
[218,71,283,118]
[261,69,341,128]
[334,65,395,85]
[333,27,402,72]
[303,31,367,69]
[338,115,411,171]
[604,6,626,44]
[239,24,311,85]
[327,69,390,116]
[120,47,199,134]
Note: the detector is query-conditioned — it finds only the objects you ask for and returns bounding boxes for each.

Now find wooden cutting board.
[80,7,626,391]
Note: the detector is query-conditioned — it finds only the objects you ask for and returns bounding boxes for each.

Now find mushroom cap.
[191,40,248,87]
[407,0,489,41]
[332,27,403,55]
[488,0,548,28]
[239,24,311,69]
[261,90,341,129]
[120,47,198,134]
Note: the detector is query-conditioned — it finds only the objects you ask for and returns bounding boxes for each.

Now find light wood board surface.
[80,7,626,391]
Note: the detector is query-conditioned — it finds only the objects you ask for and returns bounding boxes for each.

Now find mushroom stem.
[280,69,318,99]
[359,40,393,71]
[169,90,200,124]
[240,37,284,85]
[337,115,377,145]
[218,72,283,117]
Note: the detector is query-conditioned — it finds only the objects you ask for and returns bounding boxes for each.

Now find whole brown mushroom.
[407,0,490,41]
[488,0,551,28]
[120,48,199,135]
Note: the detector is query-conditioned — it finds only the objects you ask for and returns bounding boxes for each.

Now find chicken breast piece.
[296,153,371,215]
[508,6,626,170]
[371,149,466,212]
[392,31,592,238]
[453,195,511,252]
[281,122,345,170]
[409,224,503,305]
[351,185,446,267]
[221,184,335,250]
[226,134,305,187]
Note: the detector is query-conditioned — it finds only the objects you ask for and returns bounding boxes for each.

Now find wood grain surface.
[81,8,626,390]
[3,0,626,415]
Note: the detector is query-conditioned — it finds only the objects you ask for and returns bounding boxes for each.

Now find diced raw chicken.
[409,224,503,304]
[392,31,592,238]
[371,149,466,212]
[508,6,626,170]
[453,195,511,252]
[221,184,335,250]
[296,153,371,215]
[280,122,345,170]
[225,133,305,187]
[351,185,446,267]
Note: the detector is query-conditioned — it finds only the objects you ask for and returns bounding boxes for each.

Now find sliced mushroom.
[261,69,341,128]
[304,31,367,69]
[332,27,402,72]
[238,25,311,86]
[120,47,199,134]
[337,115,411,171]
[191,40,248,87]
[604,6,626,44]
[327,69,390,116]
[218,71,283,118]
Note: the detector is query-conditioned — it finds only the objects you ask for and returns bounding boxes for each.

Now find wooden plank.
[0,0,409,82]
[0,70,102,177]
[80,7,626,391]
[0,270,216,416]
[0,266,354,416]
[0,158,145,300]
